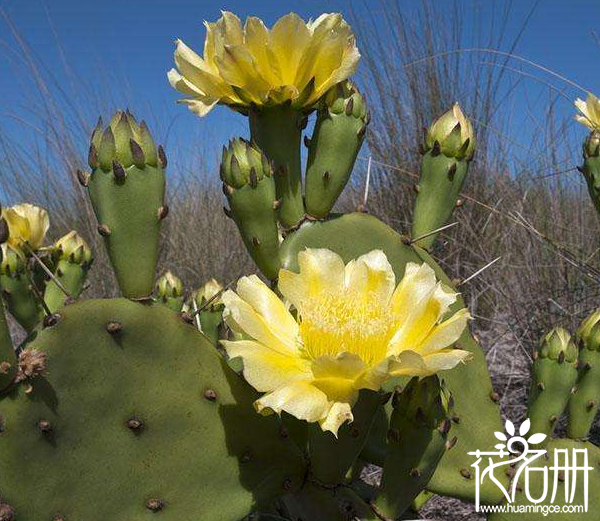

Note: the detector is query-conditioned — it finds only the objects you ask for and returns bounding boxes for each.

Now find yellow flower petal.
[344,249,396,304]
[235,275,299,344]
[221,284,297,354]
[222,340,311,392]
[278,248,345,307]
[255,381,329,423]
[267,13,311,85]
[575,93,600,130]
[2,203,49,251]
[319,401,353,436]
[389,348,472,377]
[418,308,470,356]
[311,353,365,401]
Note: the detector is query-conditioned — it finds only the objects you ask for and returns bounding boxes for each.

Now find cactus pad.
[0,299,305,521]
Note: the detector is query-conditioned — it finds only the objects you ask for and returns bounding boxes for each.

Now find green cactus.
[85,110,166,298]
[304,82,369,219]
[221,139,281,280]
[155,270,184,312]
[0,299,306,520]
[0,243,42,332]
[249,105,305,229]
[568,309,600,440]
[578,130,600,216]
[279,212,507,505]
[411,103,475,250]
[527,327,579,439]
[373,376,452,519]
[44,230,93,312]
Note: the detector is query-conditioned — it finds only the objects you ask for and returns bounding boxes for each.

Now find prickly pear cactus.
[0,299,306,521]
[528,328,579,439]
[85,111,167,298]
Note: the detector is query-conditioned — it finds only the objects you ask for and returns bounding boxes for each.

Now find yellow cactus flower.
[168,12,360,117]
[1,203,50,252]
[575,93,600,130]
[221,248,471,435]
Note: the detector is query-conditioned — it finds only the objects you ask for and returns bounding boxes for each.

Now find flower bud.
[220,138,272,189]
[538,327,578,362]
[54,231,93,267]
[424,103,475,160]
[583,129,600,158]
[0,244,25,277]
[322,81,368,120]
[577,309,600,352]
[156,271,183,300]
[1,203,49,252]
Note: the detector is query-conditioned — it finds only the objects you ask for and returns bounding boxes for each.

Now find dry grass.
[1,1,600,517]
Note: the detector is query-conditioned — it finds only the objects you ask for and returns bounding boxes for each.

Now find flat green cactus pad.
[489,439,600,520]
[280,212,506,504]
[0,299,305,521]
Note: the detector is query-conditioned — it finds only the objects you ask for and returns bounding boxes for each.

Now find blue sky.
[0,0,599,183]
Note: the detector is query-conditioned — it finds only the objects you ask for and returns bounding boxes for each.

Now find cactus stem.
[157,205,169,220]
[112,160,126,182]
[157,145,167,169]
[204,389,217,401]
[106,321,123,335]
[97,224,111,237]
[146,499,165,512]
[77,169,90,187]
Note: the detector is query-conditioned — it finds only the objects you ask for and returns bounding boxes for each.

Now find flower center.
[297,290,396,365]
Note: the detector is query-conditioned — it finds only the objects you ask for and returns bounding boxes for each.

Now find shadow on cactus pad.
[0,299,305,521]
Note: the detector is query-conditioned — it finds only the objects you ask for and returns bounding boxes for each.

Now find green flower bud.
[424,103,475,160]
[577,309,600,352]
[188,278,223,310]
[583,130,600,158]
[0,244,25,277]
[321,81,368,121]
[220,138,272,189]
[89,110,159,170]
[54,231,93,267]
[538,327,578,362]
[156,271,183,299]
[392,376,452,429]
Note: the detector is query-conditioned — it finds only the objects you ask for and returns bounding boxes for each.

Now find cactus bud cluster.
[423,103,475,161]
[220,138,273,189]
[89,110,161,171]
[155,271,184,312]
[53,231,93,268]
[0,244,25,277]
[538,327,578,362]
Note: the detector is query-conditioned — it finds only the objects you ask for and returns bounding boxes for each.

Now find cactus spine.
[86,111,166,298]
[221,139,281,280]
[528,328,578,439]
[568,309,600,439]
[373,376,453,519]
[411,103,475,249]
[304,82,369,218]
